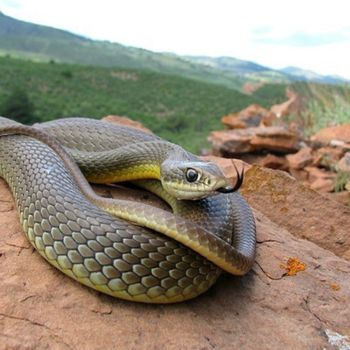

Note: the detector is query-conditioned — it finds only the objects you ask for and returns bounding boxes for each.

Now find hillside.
[0,12,245,91]
[185,55,289,83]
[184,56,272,74]
[290,81,350,132]
[282,67,349,85]
[185,56,350,85]
[1,12,349,90]
[0,56,282,152]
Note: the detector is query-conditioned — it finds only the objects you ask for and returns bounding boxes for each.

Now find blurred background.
[0,0,349,154]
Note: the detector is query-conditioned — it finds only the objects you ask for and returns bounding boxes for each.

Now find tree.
[0,88,36,124]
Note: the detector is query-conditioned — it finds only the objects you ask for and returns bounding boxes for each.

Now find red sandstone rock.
[289,168,309,182]
[102,115,153,133]
[286,147,313,169]
[305,166,335,182]
[326,191,350,207]
[313,146,345,170]
[240,165,350,260]
[222,117,247,129]
[209,127,300,156]
[233,153,289,171]
[239,154,270,166]
[309,177,335,193]
[311,123,350,145]
[250,127,300,153]
[222,104,276,129]
[304,166,336,193]
[256,154,289,170]
[209,129,255,156]
[1,174,350,349]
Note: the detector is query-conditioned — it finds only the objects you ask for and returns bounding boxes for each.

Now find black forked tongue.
[217,185,235,193]
[217,161,244,193]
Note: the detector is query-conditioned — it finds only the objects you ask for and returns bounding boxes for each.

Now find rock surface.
[305,166,336,193]
[1,115,350,349]
[313,146,344,170]
[311,123,350,145]
[256,153,289,170]
[240,165,350,260]
[1,171,350,349]
[286,147,313,170]
[208,101,350,207]
[325,191,350,207]
[209,126,300,156]
[222,104,275,129]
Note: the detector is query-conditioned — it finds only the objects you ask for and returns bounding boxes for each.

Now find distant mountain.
[0,12,348,88]
[281,66,322,80]
[184,55,293,84]
[185,56,349,85]
[281,66,349,85]
[0,12,244,90]
[184,56,271,74]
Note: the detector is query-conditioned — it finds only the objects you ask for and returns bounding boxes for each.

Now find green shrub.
[163,114,189,132]
[0,87,37,124]
[61,70,73,78]
[334,171,350,192]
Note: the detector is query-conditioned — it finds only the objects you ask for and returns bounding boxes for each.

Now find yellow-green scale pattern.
[0,135,221,303]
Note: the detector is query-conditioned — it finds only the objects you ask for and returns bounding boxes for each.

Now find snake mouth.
[217,185,235,193]
[216,163,244,194]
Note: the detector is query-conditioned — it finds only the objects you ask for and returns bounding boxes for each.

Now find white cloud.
[1,0,350,78]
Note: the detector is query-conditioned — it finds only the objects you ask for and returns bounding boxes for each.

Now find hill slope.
[0,56,276,152]
[185,56,349,85]
[1,12,349,88]
[184,56,272,74]
[291,81,350,132]
[281,67,349,85]
[0,12,245,90]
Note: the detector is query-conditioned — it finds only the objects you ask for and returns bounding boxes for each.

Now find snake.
[0,116,256,303]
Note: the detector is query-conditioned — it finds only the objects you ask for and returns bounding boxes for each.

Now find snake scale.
[0,117,256,303]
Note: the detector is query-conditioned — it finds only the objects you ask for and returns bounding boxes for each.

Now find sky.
[1,0,350,79]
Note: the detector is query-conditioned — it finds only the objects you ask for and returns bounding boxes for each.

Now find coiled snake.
[0,117,256,303]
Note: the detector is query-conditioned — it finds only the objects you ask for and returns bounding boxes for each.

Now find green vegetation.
[0,12,245,91]
[291,82,350,134]
[3,11,348,94]
[1,56,348,154]
[1,87,37,124]
[0,56,274,152]
[250,83,288,106]
[334,171,350,192]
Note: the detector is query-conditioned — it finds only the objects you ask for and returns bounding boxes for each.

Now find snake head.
[160,159,240,200]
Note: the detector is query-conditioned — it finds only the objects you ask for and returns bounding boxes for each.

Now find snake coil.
[0,117,256,303]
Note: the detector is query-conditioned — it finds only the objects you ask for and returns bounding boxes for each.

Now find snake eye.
[186,168,199,183]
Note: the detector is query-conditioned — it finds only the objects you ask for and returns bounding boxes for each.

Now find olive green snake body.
[0,117,256,303]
